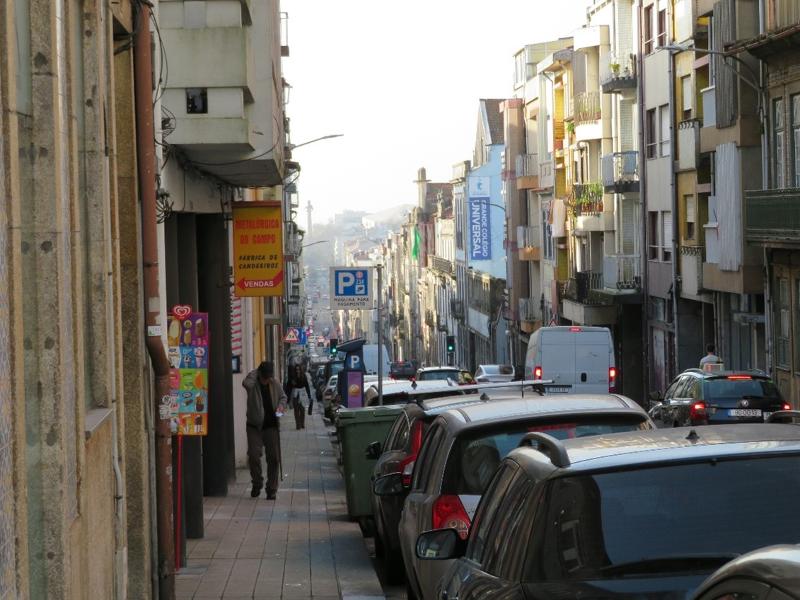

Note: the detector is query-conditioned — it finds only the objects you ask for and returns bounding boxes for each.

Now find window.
[514,51,526,88]
[542,208,554,260]
[644,5,654,54]
[774,97,785,188]
[685,195,696,240]
[792,95,800,187]
[648,211,659,260]
[657,9,667,48]
[646,109,657,159]
[411,425,445,491]
[776,277,790,368]
[661,211,673,261]
[466,463,517,565]
[186,88,208,114]
[681,76,692,121]
[659,104,671,157]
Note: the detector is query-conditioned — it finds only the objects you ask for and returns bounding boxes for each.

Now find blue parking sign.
[329,267,373,310]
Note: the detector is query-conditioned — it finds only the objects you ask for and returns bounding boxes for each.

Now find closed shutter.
[622,198,635,255]
[662,211,673,260]
[620,100,634,151]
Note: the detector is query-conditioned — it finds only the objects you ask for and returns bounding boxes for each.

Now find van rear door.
[574,330,612,393]
[540,329,576,392]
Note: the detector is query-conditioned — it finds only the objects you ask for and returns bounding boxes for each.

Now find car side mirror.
[365,440,382,460]
[373,472,405,496]
[415,528,466,560]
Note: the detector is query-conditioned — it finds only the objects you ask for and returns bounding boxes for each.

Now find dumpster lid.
[337,406,403,421]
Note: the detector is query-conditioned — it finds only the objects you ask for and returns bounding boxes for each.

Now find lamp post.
[287,134,344,152]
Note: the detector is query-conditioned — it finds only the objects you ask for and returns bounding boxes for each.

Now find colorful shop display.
[167,305,209,436]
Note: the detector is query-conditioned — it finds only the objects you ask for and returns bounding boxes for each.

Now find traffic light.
[446,335,455,354]
[329,338,338,356]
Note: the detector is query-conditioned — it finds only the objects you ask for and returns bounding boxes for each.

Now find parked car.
[390,360,417,380]
[416,366,474,384]
[692,545,800,599]
[368,392,494,583]
[377,394,654,600]
[418,423,800,600]
[474,364,515,383]
[524,325,616,393]
[364,379,465,407]
[322,375,339,419]
[649,368,790,427]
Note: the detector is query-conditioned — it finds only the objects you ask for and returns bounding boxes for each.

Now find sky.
[281,0,589,225]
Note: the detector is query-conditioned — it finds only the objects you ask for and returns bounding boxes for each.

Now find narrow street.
[176,411,402,600]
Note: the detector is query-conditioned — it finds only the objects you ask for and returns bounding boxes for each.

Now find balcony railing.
[538,158,554,189]
[744,188,800,244]
[603,255,641,290]
[519,297,541,323]
[563,271,606,304]
[601,151,639,193]
[601,53,637,93]
[516,225,541,260]
[574,92,601,125]
[570,182,604,216]
[515,153,539,178]
[428,254,455,275]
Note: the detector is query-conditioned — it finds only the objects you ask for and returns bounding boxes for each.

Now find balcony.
[601,53,637,94]
[519,297,542,333]
[560,273,617,324]
[744,188,800,245]
[570,183,606,232]
[450,298,464,320]
[601,152,639,193]
[603,255,641,292]
[428,255,455,276]
[516,225,541,261]
[538,158,554,189]
[680,246,705,297]
[574,92,601,125]
[677,120,700,171]
[515,154,540,190]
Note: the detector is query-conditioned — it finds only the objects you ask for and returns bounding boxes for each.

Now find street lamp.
[286,134,344,151]
[302,240,330,249]
[661,43,762,93]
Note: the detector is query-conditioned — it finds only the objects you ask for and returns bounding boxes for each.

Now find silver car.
[473,364,515,383]
[375,394,654,600]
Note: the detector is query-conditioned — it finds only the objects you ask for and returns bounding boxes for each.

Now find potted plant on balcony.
[609,60,621,77]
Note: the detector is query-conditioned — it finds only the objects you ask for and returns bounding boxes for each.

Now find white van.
[524,326,616,393]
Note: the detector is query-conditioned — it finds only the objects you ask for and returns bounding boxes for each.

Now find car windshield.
[532,454,800,581]
[442,417,649,494]
[418,370,459,381]
[705,378,782,399]
[482,365,514,375]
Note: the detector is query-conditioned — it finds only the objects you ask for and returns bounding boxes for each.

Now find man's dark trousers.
[246,425,280,494]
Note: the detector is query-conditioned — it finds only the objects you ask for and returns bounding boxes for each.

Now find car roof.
[510,424,800,474]
[436,394,648,430]
[417,366,460,372]
[680,368,771,379]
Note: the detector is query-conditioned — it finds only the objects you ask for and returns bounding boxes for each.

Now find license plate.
[544,385,572,394]
[728,409,762,417]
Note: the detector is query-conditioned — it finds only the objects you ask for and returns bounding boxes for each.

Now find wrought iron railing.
[428,254,455,275]
[744,188,800,244]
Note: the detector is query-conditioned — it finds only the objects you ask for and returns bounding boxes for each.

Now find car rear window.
[532,453,800,581]
[705,378,782,399]
[442,416,649,494]
[418,370,459,381]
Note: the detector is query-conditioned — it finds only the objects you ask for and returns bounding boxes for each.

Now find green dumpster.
[336,405,403,521]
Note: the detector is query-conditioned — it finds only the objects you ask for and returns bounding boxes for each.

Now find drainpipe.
[667,0,680,377]
[758,0,772,374]
[133,2,175,598]
[636,0,651,395]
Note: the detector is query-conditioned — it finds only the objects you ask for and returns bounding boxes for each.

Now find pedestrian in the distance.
[285,364,312,430]
[243,360,287,499]
[699,343,722,370]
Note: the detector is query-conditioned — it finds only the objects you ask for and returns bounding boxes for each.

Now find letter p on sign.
[336,272,355,295]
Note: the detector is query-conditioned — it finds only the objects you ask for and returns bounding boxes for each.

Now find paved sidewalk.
[176,409,386,599]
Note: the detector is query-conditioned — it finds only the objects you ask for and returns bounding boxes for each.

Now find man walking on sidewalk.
[243,361,287,499]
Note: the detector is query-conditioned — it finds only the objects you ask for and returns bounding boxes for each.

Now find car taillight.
[399,456,415,487]
[727,375,752,380]
[534,365,543,379]
[690,401,708,423]
[783,402,792,411]
[432,495,470,540]
[410,420,424,453]
[608,366,617,392]
[398,421,425,486]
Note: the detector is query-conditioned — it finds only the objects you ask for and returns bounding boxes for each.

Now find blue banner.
[469,197,492,260]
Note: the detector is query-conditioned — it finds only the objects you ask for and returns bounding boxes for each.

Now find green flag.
[411,226,421,260]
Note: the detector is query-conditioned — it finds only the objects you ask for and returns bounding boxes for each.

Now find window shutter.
[662,211,673,250]
[622,199,635,255]
[686,196,696,223]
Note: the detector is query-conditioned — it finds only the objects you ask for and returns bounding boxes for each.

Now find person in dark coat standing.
[285,364,312,430]
[242,361,287,499]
